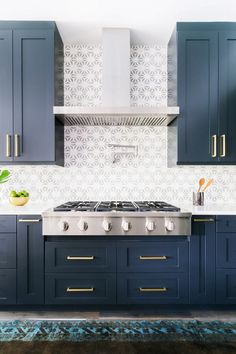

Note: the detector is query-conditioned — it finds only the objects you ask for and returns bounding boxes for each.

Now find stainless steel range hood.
[54,28,179,126]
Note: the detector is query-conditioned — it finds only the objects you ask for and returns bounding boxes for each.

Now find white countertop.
[1,200,236,216]
[0,201,54,215]
[180,204,236,215]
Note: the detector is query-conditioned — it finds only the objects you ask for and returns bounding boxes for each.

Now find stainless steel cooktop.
[43,201,191,236]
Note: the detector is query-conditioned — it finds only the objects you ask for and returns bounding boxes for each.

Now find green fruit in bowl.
[9,190,30,206]
[9,190,17,197]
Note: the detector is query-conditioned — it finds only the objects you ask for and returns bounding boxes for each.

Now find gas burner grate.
[134,201,180,212]
[54,201,99,212]
[96,201,138,212]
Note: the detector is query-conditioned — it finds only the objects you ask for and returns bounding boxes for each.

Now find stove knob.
[122,221,131,232]
[146,221,155,232]
[58,221,69,232]
[103,220,112,232]
[78,220,88,231]
[165,220,175,232]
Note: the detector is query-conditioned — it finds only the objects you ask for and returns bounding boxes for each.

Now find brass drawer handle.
[193,218,214,222]
[211,135,217,158]
[18,219,41,223]
[139,287,167,292]
[14,134,20,157]
[6,134,11,157]
[66,287,94,293]
[67,256,94,261]
[139,256,167,260]
[220,134,226,157]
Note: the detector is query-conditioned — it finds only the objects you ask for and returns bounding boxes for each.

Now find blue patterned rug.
[0,320,236,343]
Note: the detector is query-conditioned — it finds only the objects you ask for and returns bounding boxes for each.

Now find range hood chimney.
[54,28,179,126]
[102,28,130,107]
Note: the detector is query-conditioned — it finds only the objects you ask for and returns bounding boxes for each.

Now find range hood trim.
[54,106,179,126]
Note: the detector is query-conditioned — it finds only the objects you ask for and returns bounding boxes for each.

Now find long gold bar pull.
[220,134,226,157]
[66,287,94,293]
[193,218,215,222]
[6,134,11,157]
[211,135,217,157]
[139,287,167,292]
[67,256,94,261]
[18,219,41,223]
[139,256,167,260]
[14,134,20,157]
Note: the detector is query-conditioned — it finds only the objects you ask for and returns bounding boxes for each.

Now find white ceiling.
[1,0,236,44]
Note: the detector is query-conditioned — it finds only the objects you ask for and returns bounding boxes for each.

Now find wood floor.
[0,306,235,321]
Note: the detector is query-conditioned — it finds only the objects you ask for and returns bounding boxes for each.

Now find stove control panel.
[44,215,191,236]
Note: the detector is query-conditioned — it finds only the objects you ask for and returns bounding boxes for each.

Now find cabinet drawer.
[0,269,16,304]
[45,273,116,304]
[117,241,188,272]
[0,234,16,268]
[216,233,236,268]
[216,216,236,233]
[117,273,189,304]
[0,216,16,233]
[216,269,236,304]
[45,241,116,272]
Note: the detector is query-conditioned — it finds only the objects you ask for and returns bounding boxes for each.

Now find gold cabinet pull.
[6,134,11,157]
[193,218,214,222]
[18,219,41,223]
[66,287,94,293]
[139,256,167,260]
[220,134,226,157]
[139,287,167,292]
[14,134,20,157]
[66,256,94,261]
[211,135,217,157]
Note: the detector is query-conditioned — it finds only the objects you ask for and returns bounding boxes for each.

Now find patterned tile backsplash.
[1,44,236,205]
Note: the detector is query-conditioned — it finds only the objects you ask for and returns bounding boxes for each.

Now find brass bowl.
[9,197,29,206]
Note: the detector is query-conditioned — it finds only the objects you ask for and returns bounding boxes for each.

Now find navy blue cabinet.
[216,216,236,303]
[0,215,16,304]
[45,273,116,305]
[168,23,236,165]
[219,32,236,163]
[190,217,216,304]
[0,31,13,162]
[17,216,44,304]
[0,22,64,165]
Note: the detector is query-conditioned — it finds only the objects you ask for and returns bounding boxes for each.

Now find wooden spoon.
[198,178,205,192]
[202,178,214,193]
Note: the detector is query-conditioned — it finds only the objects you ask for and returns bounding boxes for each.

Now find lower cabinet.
[45,273,116,304]
[17,215,44,304]
[117,273,189,304]
[190,216,216,304]
[216,269,236,304]
[1,214,236,306]
[0,269,16,304]
[0,216,16,304]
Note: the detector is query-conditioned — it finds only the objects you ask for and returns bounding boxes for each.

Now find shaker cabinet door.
[13,30,55,162]
[219,31,236,163]
[177,31,218,164]
[0,30,13,162]
[17,215,44,304]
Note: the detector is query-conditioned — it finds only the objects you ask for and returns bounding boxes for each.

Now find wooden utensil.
[202,178,214,192]
[198,178,205,192]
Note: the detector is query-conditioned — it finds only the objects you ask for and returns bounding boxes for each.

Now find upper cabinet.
[168,23,236,165]
[0,22,64,165]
